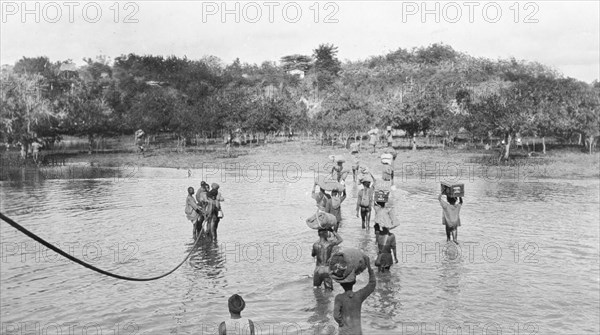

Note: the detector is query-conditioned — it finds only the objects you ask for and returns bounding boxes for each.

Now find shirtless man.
[330,188,347,231]
[194,181,210,236]
[312,229,343,290]
[331,161,349,183]
[333,258,376,335]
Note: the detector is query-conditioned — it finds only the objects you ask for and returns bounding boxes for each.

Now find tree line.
[1,43,598,157]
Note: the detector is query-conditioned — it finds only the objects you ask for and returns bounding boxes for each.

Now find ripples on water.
[1,166,599,334]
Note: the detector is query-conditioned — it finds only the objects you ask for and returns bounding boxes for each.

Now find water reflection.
[188,239,226,281]
[370,270,402,331]
[308,288,334,326]
[437,242,464,316]
[1,166,598,335]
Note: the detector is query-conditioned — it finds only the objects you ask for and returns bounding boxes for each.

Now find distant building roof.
[146,81,168,87]
[287,69,305,78]
[59,63,78,72]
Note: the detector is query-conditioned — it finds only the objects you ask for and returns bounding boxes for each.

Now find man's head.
[362,181,371,188]
[318,229,329,238]
[187,187,194,195]
[340,281,355,292]
[381,227,390,235]
[208,189,218,200]
[211,183,220,191]
[228,294,246,314]
[337,161,343,166]
[447,196,457,205]
[200,181,208,190]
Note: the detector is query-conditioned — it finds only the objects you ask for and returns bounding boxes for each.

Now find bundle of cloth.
[329,154,346,163]
[329,248,369,283]
[306,210,337,230]
[315,175,339,191]
[358,166,373,183]
[380,153,394,165]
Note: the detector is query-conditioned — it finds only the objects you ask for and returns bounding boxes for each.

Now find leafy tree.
[0,73,58,147]
[280,54,313,73]
[312,43,341,90]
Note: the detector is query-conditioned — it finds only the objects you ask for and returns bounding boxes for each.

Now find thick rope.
[0,212,200,281]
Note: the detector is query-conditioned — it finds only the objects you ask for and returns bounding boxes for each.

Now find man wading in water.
[438,193,463,244]
[185,187,202,237]
[356,180,374,229]
[194,181,210,236]
[312,229,343,290]
[333,257,376,335]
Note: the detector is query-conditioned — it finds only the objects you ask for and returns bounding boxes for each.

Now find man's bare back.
[312,230,343,289]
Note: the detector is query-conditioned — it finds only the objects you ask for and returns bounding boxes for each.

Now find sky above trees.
[1,1,598,83]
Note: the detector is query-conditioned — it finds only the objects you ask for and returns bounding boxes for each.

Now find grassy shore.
[54,141,599,180]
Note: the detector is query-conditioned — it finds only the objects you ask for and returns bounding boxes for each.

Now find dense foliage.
[1,43,598,154]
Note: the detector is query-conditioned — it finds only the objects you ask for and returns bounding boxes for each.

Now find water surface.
[1,165,599,334]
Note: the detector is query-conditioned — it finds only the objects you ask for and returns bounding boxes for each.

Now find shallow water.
[1,165,599,334]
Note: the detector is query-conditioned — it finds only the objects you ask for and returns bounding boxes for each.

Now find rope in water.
[0,212,200,281]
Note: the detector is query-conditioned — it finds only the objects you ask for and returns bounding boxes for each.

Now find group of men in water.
[185,181,224,240]
[185,140,464,335]
[306,144,401,334]
[308,142,464,334]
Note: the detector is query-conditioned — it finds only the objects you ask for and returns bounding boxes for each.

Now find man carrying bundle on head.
[379,153,394,190]
[311,228,343,290]
[372,183,394,238]
[312,184,331,214]
[330,249,376,335]
[330,155,350,184]
[356,179,374,230]
[438,192,463,244]
[330,185,347,231]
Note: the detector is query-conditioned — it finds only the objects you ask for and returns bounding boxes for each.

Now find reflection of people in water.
[219,294,255,335]
[308,288,336,334]
[312,229,343,290]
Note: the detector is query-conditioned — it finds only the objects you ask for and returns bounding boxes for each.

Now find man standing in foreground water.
[333,258,376,335]
[219,294,255,335]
